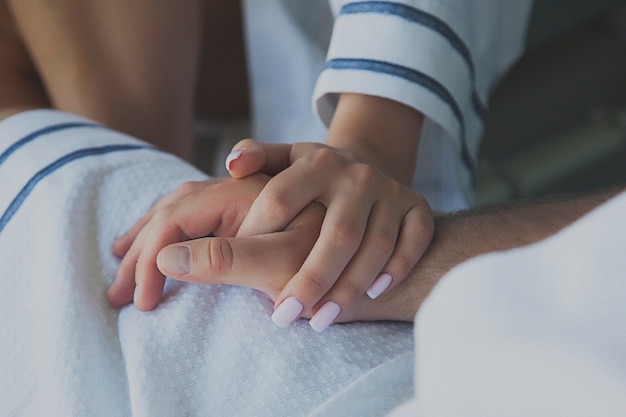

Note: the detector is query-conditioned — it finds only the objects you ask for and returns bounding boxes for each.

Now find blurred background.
[194,0,626,208]
[477,0,626,206]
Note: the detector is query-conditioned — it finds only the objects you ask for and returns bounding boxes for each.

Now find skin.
[0,1,49,120]
[224,93,433,327]
[225,138,433,327]
[110,164,623,324]
[0,0,434,326]
[4,1,619,329]
[112,93,435,328]
[1,0,200,160]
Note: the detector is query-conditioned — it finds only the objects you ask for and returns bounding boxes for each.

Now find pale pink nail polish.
[225,149,243,171]
[309,301,341,332]
[271,297,303,328]
[366,273,393,299]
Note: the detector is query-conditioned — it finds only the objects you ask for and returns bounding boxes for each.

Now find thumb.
[225,138,292,179]
[156,202,324,301]
[156,232,306,299]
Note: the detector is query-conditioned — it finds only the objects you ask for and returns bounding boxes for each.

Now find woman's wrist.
[325,93,424,185]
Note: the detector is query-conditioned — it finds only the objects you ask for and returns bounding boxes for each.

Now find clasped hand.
[108,140,434,331]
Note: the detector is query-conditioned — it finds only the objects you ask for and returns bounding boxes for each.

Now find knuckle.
[298,271,330,299]
[176,180,201,195]
[134,253,154,284]
[310,146,339,165]
[391,252,415,276]
[420,219,435,240]
[335,279,364,302]
[328,223,361,251]
[258,191,292,226]
[366,232,396,258]
[202,238,234,276]
[406,213,435,241]
[412,194,433,214]
[350,162,377,186]
[153,203,176,221]
[152,205,183,236]
[386,178,402,196]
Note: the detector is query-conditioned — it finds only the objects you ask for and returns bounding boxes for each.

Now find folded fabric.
[5,109,622,417]
[0,110,414,417]
[389,190,626,416]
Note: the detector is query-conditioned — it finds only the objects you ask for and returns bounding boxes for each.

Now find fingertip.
[132,284,158,312]
[366,273,393,299]
[225,149,244,174]
[106,283,132,308]
[271,296,304,328]
[132,260,167,312]
[309,301,341,332]
[112,234,130,258]
[225,143,268,179]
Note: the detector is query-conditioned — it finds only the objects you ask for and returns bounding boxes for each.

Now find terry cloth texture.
[0,110,414,417]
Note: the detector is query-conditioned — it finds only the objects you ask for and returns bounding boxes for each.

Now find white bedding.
[0,110,414,417]
[1,110,625,416]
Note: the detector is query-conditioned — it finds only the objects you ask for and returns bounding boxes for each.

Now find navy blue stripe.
[0,144,150,234]
[0,122,101,166]
[471,91,488,121]
[340,1,486,121]
[325,57,475,178]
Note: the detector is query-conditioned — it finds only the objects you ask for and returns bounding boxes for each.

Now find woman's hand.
[225,139,434,331]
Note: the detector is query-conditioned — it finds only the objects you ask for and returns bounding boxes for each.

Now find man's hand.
[108,174,274,310]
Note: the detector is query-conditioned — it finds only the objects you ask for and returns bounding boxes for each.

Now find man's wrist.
[358,188,623,322]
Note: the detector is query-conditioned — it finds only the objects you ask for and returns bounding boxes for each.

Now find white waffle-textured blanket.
[0,110,414,417]
[2,110,626,417]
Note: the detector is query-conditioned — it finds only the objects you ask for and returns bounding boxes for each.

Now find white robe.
[242,0,533,211]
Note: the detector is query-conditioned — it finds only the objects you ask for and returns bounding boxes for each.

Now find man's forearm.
[364,187,624,322]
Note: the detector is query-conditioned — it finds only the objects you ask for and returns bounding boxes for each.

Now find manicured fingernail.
[309,301,341,332]
[157,246,191,275]
[225,149,243,171]
[366,273,392,299]
[271,297,303,328]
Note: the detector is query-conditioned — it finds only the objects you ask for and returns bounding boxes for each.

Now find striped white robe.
[244,0,532,211]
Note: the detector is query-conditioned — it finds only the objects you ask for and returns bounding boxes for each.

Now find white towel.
[389,190,626,416]
[0,110,414,417]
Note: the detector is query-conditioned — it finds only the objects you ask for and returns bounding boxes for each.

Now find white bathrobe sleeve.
[315,0,533,207]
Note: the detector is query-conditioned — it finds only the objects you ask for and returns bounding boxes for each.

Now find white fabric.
[241,0,330,144]
[243,0,532,211]
[0,110,414,417]
[389,191,626,416]
[3,110,625,416]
